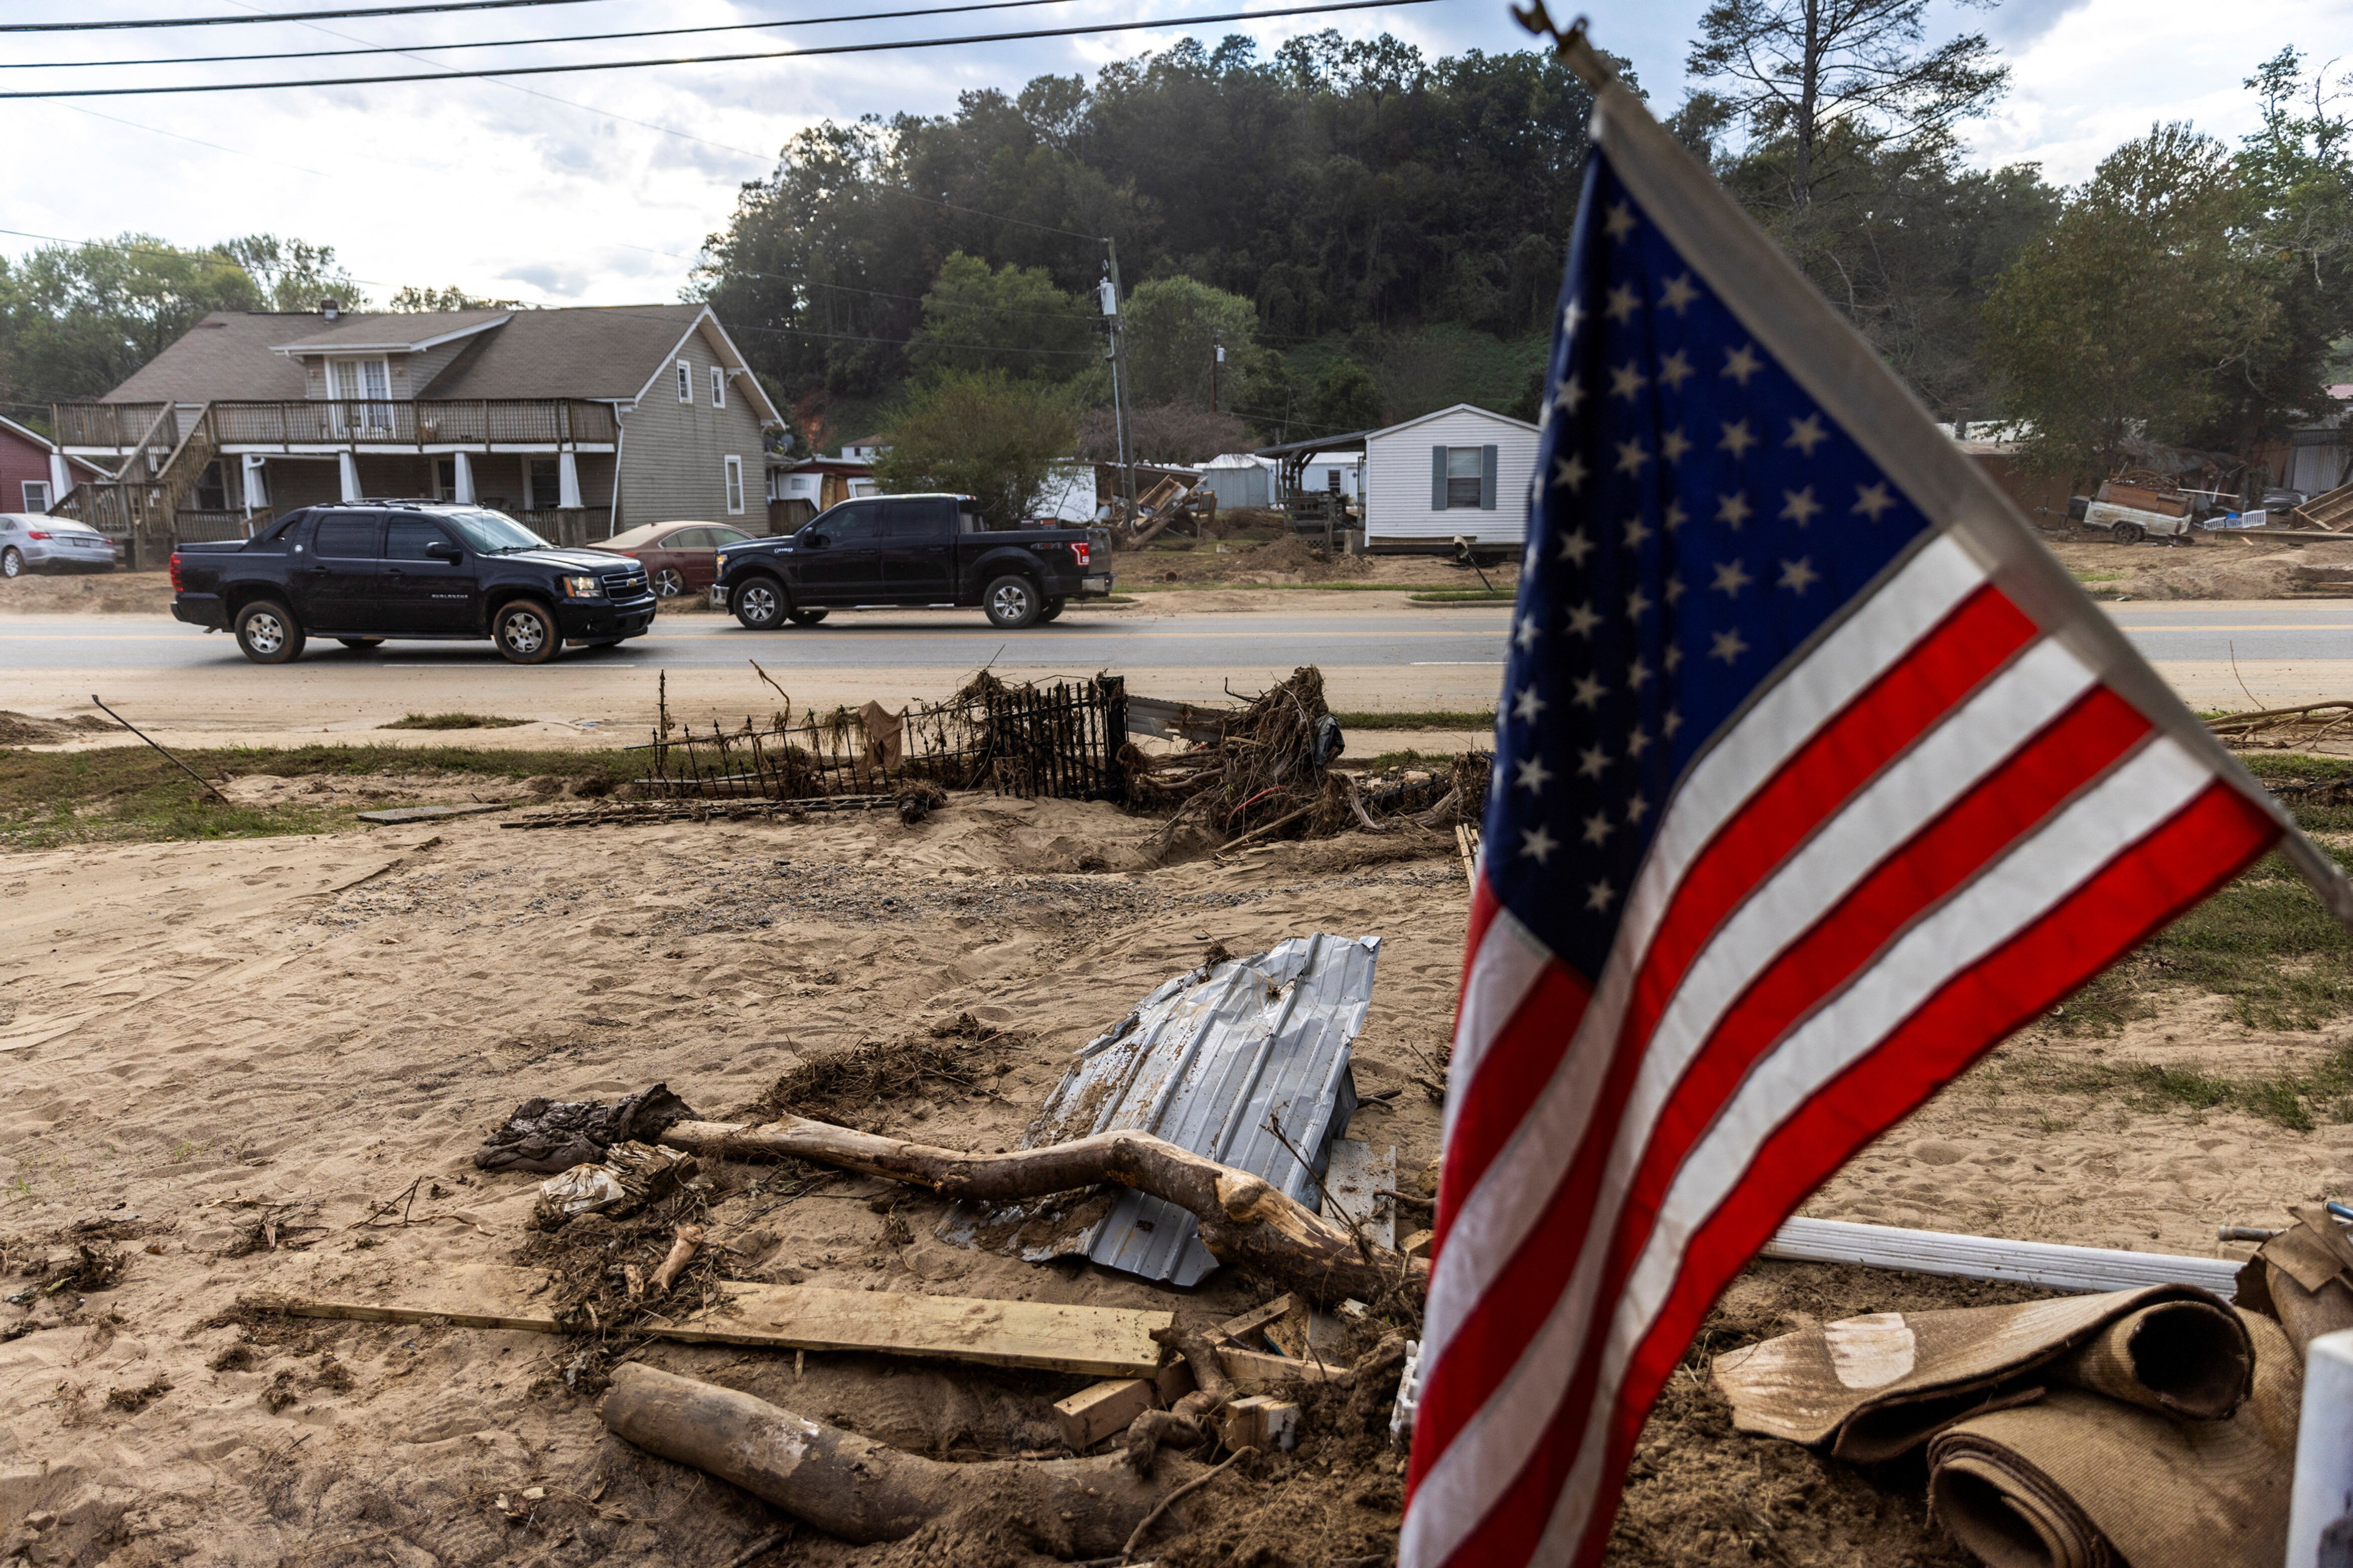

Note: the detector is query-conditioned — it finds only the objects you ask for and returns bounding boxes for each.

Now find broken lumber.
[1054,1377,1160,1450]
[603,1363,1204,1553]
[252,1263,1167,1377]
[658,1116,1428,1309]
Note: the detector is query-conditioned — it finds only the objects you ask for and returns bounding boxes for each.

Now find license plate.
[1083,575,1111,593]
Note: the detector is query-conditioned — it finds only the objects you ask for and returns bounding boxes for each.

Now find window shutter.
[1432,446,1449,510]
[1480,445,1499,510]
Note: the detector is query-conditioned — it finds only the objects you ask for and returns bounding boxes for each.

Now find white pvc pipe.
[1761,1215,2244,1296]
[2286,1327,2353,1568]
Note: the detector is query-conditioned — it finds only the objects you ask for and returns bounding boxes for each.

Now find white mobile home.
[1363,403,1539,549]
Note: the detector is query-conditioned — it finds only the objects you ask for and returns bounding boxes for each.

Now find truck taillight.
[1069,541,1091,567]
[169,552,183,591]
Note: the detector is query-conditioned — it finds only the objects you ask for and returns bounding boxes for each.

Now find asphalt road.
[6,599,2351,746]
[0,604,1514,675]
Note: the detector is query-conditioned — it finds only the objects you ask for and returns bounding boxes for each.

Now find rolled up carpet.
[2242,1208,2353,1356]
[1926,1311,2301,1568]
[1713,1284,2252,1462]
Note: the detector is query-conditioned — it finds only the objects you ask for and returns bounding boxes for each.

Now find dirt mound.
[0,570,172,615]
[0,710,118,745]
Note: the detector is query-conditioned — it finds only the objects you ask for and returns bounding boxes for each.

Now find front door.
[381,514,477,632]
[794,501,884,602]
[879,499,954,600]
[298,511,384,631]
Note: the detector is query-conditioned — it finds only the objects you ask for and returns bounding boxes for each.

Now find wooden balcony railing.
[53,398,620,450]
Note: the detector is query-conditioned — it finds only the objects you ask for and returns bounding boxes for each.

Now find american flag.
[1399,56,2347,1568]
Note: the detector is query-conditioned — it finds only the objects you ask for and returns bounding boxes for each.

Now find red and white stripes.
[1402,539,2278,1568]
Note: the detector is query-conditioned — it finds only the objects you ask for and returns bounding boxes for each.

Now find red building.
[0,415,107,515]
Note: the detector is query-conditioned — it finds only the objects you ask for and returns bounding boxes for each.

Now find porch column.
[557,450,582,510]
[337,450,361,502]
[452,450,476,505]
[47,451,71,503]
[241,455,268,512]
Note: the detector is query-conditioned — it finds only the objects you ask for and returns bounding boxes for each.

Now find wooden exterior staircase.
[52,403,225,564]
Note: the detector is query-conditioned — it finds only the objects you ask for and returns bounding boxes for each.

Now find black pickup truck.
[713,493,1114,630]
[171,501,656,664]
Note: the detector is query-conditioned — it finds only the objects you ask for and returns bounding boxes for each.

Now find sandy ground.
[2047,534,2353,600]
[1,794,2344,1566]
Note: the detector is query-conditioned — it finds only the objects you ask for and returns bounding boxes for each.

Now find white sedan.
[0,514,117,576]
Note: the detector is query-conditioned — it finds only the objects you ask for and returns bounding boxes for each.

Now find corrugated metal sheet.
[943,932,1379,1285]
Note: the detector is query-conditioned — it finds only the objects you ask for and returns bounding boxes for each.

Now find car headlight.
[560,574,602,598]
[714,553,728,574]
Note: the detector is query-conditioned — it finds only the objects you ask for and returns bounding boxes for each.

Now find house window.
[1444,446,1482,509]
[193,460,227,511]
[435,458,458,502]
[528,458,561,510]
[711,366,726,408]
[331,358,392,431]
[723,455,745,515]
[677,360,693,402]
[21,480,51,514]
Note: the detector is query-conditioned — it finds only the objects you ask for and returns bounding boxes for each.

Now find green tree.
[0,235,261,410]
[1684,0,2008,210]
[218,234,366,311]
[1301,358,1385,434]
[386,283,529,311]
[909,252,1096,378]
[871,370,1076,525]
[1987,124,2282,480]
[1120,275,1257,407]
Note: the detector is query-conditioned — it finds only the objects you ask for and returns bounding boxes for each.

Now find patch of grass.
[377,712,529,731]
[2054,847,2353,1034]
[1356,747,1452,770]
[2071,569,2128,584]
[0,741,640,849]
[1406,589,1516,602]
[2004,1047,2353,1132]
[1333,710,1496,731]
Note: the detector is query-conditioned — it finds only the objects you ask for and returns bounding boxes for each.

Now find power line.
[0,0,1440,98]
[3,0,609,33]
[12,0,1078,69]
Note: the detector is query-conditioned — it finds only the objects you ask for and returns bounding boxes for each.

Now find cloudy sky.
[1,0,2345,307]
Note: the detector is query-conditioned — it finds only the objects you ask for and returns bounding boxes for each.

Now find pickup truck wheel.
[492,598,560,664]
[1037,597,1066,623]
[0,548,21,578]
[652,567,685,598]
[2112,521,2146,545]
[983,575,1043,630]
[235,599,305,664]
[732,576,787,630]
[337,638,383,650]
[786,608,829,626]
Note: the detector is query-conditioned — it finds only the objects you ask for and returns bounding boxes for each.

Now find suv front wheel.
[983,574,1043,630]
[493,598,560,664]
[732,575,787,630]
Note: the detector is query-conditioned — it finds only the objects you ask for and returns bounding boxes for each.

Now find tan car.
[601,520,758,597]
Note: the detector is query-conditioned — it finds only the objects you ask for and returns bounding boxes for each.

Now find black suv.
[171,501,656,664]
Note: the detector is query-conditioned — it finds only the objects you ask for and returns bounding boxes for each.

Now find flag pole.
[1511,4,2353,934]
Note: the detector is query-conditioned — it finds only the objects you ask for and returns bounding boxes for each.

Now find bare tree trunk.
[602,1364,1205,1553]
[1794,0,1821,209]
[658,1117,1428,1308]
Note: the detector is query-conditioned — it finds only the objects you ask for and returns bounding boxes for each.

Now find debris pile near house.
[1126,666,1484,852]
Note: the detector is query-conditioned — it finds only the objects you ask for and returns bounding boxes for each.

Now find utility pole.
[1100,241,1135,528]
[1211,333,1223,413]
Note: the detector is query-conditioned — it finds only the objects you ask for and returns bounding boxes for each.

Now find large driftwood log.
[659,1116,1427,1308]
[602,1363,1204,1553]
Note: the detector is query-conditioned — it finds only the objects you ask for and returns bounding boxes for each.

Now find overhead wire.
[9,0,1081,69]
[0,0,1441,98]
[3,0,612,32]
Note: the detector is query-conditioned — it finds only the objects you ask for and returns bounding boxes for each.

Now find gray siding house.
[52,301,782,558]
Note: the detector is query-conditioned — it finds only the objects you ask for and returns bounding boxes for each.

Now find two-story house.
[51,300,784,562]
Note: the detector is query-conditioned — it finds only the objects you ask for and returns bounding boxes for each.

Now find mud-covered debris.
[475,1082,703,1174]
[530,1142,698,1231]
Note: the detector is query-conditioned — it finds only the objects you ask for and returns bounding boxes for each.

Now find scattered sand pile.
[2048,536,2353,600]
[0,570,172,615]
[1112,535,1513,590]
[0,798,2341,1565]
[0,710,118,745]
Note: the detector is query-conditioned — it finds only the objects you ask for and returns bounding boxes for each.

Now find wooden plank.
[1053,1377,1159,1449]
[255,1264,1170,1378]
[1760,1216,2244,1296]
[1213,1294,1298,1349]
